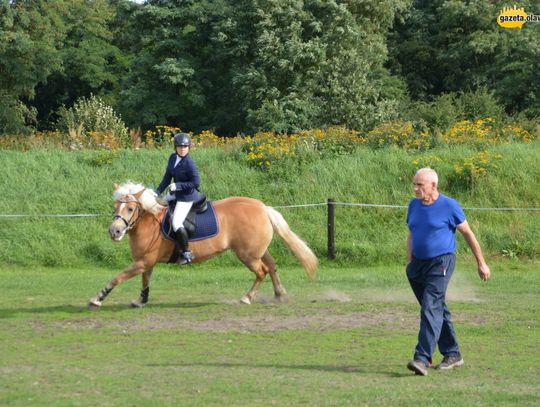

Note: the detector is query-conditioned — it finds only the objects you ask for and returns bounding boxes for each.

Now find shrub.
[298,126,362,158]
[406,89,506,133]
[143,125,180,149]
[243,132,300,170]
[0,131,63,151]
[366,120,432,150]
[450,150,502,190]
[442,118,497,146]
[57,95,129,149]
[498,123,535,143]
[442,118,535,147]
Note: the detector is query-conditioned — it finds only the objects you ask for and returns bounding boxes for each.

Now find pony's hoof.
[130,299,146,308]
[240,296,251,305]
[88,300,102,310]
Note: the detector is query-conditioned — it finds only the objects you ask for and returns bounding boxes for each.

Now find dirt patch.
[161,310,416,332]
[35,308,417,333]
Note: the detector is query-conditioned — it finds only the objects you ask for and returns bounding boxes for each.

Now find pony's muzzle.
[109,221,127,241]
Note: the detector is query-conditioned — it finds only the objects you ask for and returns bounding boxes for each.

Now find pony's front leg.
[88,261,146,309]
[130,269,153,308]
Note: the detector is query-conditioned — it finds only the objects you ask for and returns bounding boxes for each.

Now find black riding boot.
[176,226,193,265]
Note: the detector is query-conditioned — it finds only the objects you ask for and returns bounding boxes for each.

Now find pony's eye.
[127,207,133,213]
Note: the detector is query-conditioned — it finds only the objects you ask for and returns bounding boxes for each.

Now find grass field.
[2,142,539,268]
[1,260,538,406]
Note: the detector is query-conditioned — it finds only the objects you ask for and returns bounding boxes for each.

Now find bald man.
[406,168,490,376]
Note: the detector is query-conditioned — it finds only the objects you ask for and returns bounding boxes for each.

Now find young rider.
[156,132,201,264]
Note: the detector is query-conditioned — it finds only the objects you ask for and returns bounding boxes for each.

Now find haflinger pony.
[88,181,317,309]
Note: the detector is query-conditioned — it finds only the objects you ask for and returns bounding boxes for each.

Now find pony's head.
[109,181,165,241]
[113,181,164,215]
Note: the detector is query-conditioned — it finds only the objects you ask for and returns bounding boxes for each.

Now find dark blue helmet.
[173,132,192,147]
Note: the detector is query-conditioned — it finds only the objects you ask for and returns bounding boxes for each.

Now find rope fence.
[275,202,540,211]
[2,199,538,260]
[2,200,539,216]
[275,199,540,259]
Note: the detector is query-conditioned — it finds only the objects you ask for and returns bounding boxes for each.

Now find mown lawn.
[1,260,538,406]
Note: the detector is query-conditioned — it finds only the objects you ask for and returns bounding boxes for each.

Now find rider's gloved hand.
[169,183,177,192]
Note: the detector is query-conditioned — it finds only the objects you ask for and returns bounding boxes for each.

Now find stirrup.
[178,250,193,265]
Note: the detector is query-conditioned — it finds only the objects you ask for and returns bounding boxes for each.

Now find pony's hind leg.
[130,268,154,308]
[88,261,146,309]
[263,250,287,302]
[239,258,268,305]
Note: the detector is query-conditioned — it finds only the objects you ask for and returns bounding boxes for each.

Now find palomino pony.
[88,182,317,309]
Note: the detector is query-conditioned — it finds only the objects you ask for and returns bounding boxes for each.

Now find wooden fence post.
[327,198,335,260]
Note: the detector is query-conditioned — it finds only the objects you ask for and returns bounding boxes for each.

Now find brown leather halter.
[113,196,143,232]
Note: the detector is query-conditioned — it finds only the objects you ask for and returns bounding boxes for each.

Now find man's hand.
[478,263,491,281]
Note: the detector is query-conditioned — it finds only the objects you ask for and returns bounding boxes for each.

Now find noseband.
[113,197,142,231]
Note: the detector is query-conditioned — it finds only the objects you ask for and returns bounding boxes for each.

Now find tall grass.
[1,141,539,268]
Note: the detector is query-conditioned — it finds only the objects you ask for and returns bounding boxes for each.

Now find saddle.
[160,194,219,242]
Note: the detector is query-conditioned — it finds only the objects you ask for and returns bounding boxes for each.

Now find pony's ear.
[133,189,145,199]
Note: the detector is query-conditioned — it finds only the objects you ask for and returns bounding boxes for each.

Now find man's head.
[413,168,439,204]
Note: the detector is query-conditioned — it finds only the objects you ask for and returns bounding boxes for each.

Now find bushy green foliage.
[388,0,540,118]
[405,89,507,133]
[57,95,129,149]
[117,0,408,134]
[0,0,65,134]
[2,0,538,136]
[32,0,127,130]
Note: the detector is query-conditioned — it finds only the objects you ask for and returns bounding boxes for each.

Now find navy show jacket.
[156,153,201,202]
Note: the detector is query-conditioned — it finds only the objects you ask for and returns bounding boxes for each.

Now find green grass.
[1,142,539,268]
[1,138,538,405]
[1,261,539,406]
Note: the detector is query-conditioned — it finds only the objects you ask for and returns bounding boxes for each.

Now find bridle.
[113,196,143,232]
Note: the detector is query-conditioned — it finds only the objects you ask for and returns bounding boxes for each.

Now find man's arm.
[457,220,491,281]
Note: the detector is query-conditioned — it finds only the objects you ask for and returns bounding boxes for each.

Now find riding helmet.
[173,132,192,147]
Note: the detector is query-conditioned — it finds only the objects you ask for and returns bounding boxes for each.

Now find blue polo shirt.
[407,194,466,260]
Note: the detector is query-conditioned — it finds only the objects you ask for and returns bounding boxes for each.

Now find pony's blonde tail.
[265,206,318,280]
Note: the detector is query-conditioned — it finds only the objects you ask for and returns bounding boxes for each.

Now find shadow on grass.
[147,361,407,377]
[0,301,218,318]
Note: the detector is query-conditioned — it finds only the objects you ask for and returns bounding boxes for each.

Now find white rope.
[1,201,539,218]
[333,202,407,209]
[332,202,540,211]
[275,202,540,211]
[273,203,327,209]
[0,214,105,218]
[460,207,540,211]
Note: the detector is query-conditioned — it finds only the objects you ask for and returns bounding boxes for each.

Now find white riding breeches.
[172,201,193,232]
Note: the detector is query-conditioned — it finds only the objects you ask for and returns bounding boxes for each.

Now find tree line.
[1,0,538,136]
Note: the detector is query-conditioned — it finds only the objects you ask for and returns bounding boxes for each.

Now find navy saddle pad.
[161,201,219,242]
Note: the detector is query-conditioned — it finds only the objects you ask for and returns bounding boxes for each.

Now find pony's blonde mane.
[113,181,165,215]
